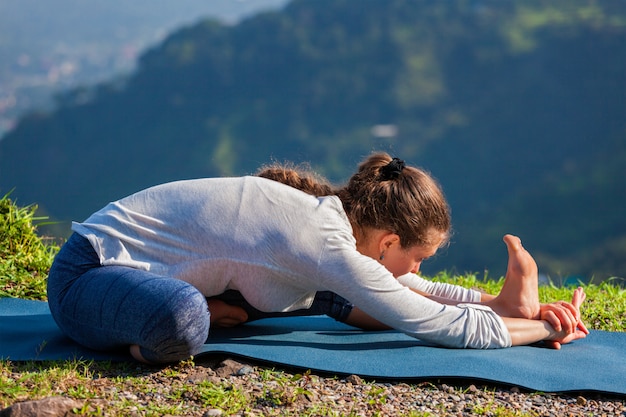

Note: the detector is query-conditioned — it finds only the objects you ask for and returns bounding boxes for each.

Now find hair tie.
[380,157,406,180]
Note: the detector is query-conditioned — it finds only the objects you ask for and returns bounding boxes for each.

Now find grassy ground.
[0,193,59,300]
[1,194,625,416]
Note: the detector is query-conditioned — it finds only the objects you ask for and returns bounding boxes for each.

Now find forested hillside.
[1,0,624,281]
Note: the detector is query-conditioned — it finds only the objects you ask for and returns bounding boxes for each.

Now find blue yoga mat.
[1,298,624,395]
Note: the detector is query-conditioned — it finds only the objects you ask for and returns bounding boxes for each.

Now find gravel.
[205,358,626,416]
[2,357,625,416]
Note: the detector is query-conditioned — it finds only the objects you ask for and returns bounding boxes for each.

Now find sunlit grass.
[0,193,59,300]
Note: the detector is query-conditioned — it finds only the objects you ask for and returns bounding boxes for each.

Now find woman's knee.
[138,285,210,363]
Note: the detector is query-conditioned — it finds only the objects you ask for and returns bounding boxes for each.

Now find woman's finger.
[544,340,562,350]
[578,319,590,335]
[543,310,561,332]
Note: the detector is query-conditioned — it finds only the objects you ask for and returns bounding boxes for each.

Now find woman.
[47,152,587,363]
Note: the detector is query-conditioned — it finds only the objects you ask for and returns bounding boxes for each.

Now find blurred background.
[0,0,624,283]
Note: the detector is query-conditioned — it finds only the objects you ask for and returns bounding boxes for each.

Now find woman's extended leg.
[489,235,586,340]
[485,234,541,320]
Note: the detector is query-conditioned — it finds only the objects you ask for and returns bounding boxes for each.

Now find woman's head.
[337,152,451,250]
[256,152,451,266]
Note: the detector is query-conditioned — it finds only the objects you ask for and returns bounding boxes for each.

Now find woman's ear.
[378,232,401,253]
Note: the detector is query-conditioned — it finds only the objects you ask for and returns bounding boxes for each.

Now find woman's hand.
[206,299,248,327]
[545,325,589,349]
[542,287,589,349]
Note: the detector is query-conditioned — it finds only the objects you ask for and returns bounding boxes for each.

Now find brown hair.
[256,152,451,248]
[256,161,334,197]
[337,152,450,248]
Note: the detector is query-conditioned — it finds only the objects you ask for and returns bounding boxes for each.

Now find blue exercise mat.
[1,298,624,395]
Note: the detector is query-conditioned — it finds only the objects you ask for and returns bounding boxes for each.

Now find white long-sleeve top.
[72,176,511,348]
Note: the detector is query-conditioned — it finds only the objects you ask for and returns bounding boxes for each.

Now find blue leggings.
[47,233,353,363]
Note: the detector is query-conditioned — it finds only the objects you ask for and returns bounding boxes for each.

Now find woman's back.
[72,176,354,311]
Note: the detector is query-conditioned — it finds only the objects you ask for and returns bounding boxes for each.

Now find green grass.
[1,194,625,416]
[0,193,59,300]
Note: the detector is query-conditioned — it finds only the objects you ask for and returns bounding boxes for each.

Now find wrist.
[542,319,566,342]
[503,317,554,346]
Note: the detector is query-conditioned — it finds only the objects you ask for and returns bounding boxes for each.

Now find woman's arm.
[397,274,481,303]
[345,304,587,347]
[502,316,587,347]
[412,285,586,337]
[346,285,588,349]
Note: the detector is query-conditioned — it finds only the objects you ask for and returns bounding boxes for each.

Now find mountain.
[1,0,624,281]
[0,0,288,136]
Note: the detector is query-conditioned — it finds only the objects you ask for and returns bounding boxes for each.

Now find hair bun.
[380,157,406,180]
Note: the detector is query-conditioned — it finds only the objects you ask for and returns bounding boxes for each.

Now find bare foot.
[487,234,541,320]
[207,299,248,327]
[130,344,153,364]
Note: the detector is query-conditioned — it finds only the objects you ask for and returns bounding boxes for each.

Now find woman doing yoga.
[47,152,587,363]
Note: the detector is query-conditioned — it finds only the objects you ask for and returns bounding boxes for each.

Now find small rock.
[345,374,362,385]
[202,409,223,416]
[236,365,254,376]
[576,396,587,406]
[215,359,249,377]
[0,396,84,417]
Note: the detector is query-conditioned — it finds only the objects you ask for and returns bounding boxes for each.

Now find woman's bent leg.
[48,235,209,363]
[55,266,209,363]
